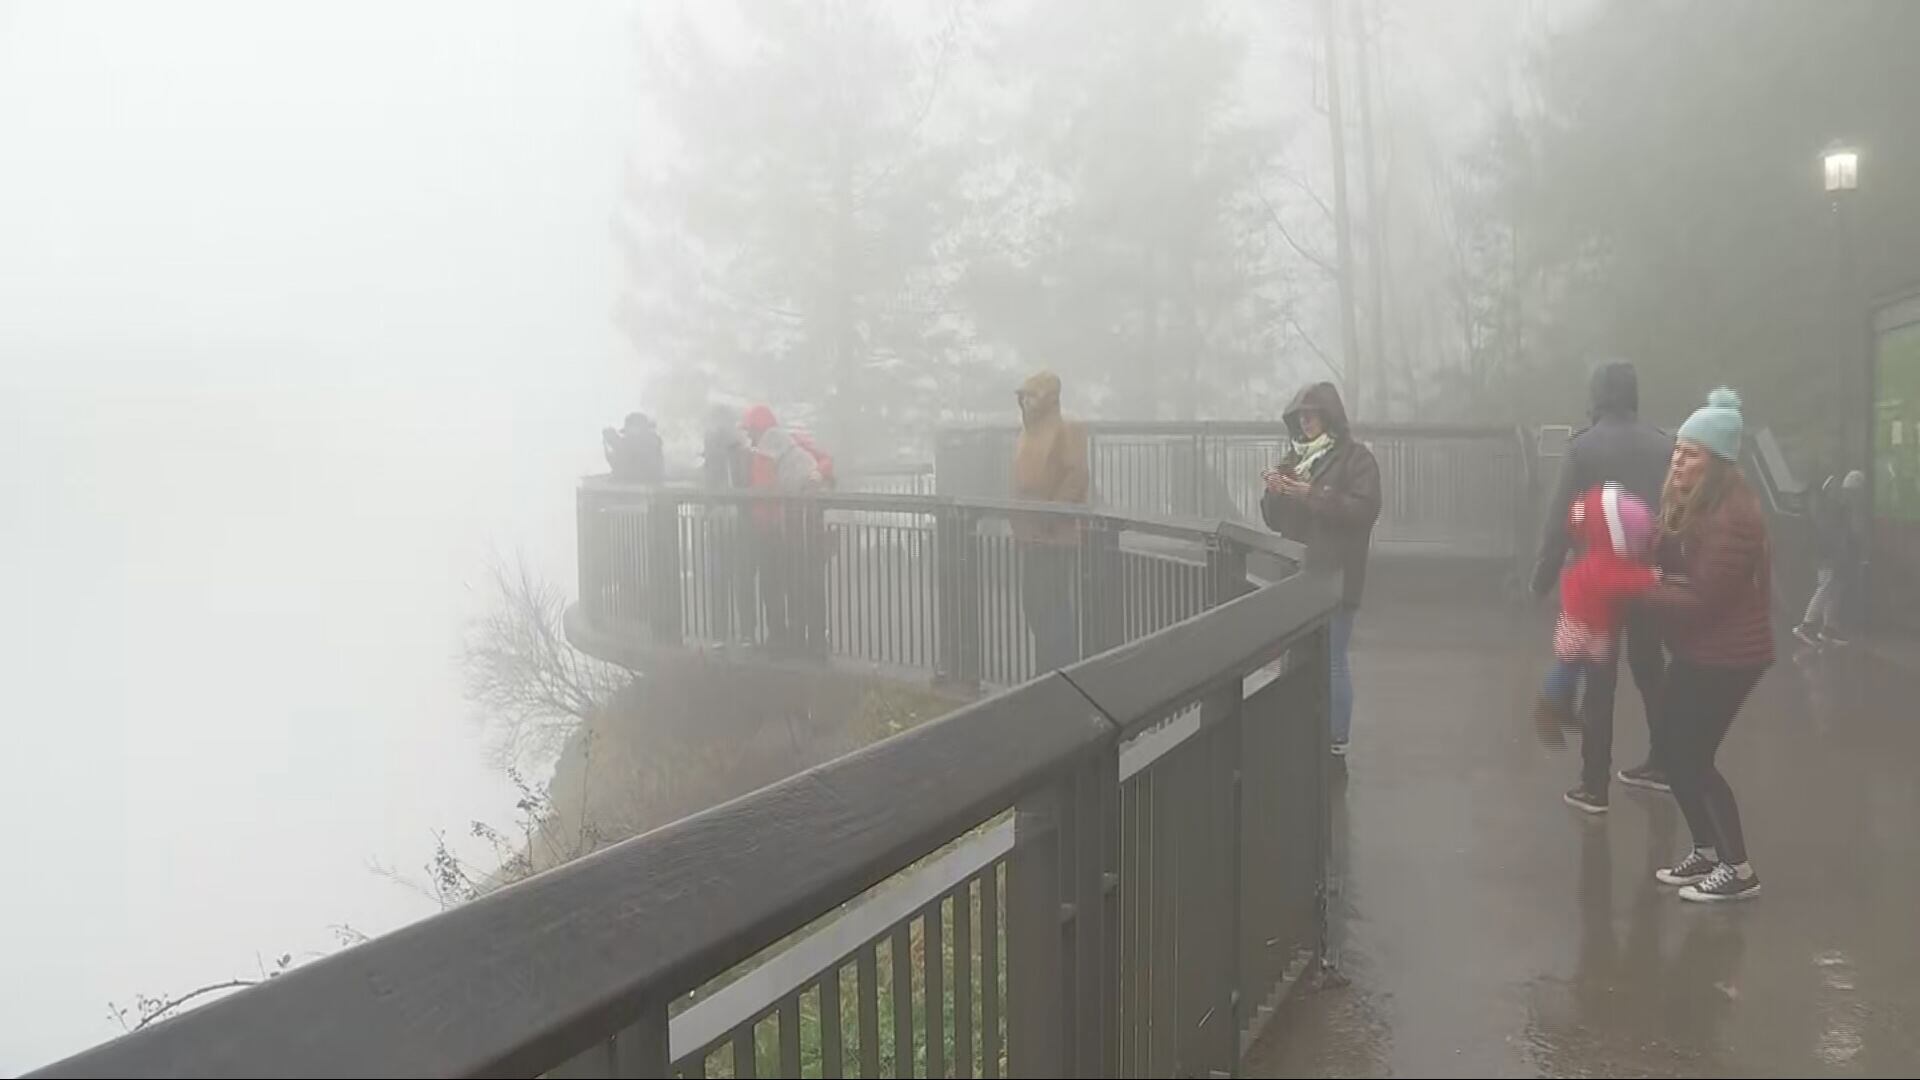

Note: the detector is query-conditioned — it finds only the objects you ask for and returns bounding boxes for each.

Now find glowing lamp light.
[1824,148,1859,193]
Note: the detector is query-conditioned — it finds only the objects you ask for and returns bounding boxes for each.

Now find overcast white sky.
[0,1,646,1069]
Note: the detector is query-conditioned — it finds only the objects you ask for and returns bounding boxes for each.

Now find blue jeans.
[1543,657,1586,707]
[1330,607,1354,746]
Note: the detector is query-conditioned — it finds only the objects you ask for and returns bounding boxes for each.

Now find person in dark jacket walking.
[1262,382,1381,757]
[1794,469,1866,647]
[1643,388,1773,902]
[1534,361,1675,810]
[702,406,755,642]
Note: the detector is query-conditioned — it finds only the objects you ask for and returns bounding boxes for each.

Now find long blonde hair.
[1661,452,1739,539]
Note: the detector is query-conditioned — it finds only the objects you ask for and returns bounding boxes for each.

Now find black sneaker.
[1617,763,1672,793]
[1679,862,1761,903]
[1655,848,1718,886]
[1563,785,1608,815]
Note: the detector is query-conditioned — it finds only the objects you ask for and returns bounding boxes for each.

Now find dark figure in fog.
[1643,389,1772,903]
[1261,382,1380,758]
[1533,361,1674,811]
[1012,371,1090,675]
[703,406,754,642]
[603,412,664,484]
[743,404,830,656]
[703,406,750,490]
[1794,468,1866,647]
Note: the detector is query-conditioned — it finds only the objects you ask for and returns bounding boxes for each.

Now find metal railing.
[36,488,1337,1079]
[568,482,1287,690]
[935,421,1537,568]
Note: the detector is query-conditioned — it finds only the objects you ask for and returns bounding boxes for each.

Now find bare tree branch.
[462,551,628,768]
[1286,315,1345,382]
[1254,183,1338,279]
[1272,163,1337,223]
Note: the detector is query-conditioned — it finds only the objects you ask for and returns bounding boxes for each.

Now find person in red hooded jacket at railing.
[739,405,833,655]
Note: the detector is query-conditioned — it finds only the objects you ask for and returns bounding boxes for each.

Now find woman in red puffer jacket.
[1641,389,1773,904]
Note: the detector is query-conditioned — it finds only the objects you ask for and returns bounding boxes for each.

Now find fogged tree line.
[617,0,1919,465]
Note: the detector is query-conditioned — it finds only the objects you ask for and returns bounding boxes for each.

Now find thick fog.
[5,0,1915,1071]
[0,1,637,1068]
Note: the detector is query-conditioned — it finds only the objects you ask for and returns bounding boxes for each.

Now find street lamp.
[1824,145,1860,193]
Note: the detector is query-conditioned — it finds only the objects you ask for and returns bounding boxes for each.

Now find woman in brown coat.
[1642,389,1773,903]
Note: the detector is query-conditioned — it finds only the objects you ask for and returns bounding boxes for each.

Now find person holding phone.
[1262,382,1382,757]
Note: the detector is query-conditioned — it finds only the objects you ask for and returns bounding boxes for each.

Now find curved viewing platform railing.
[36,483,1342,1080]
[566,482,1305,689]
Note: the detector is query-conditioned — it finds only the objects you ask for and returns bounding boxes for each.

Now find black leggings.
[1658,660,1764,865]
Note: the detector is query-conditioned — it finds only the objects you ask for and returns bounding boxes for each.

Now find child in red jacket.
[1535,482,1661,747]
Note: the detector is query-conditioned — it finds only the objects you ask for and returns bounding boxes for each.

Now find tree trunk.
[1321,0,1364,417]
[1350,0,1390,419]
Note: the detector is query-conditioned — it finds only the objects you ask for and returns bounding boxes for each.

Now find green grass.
[689,865,1009,1079]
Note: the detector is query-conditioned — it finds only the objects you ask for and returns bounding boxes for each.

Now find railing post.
[1007,741,1117,1079]
[1310,622,1334,970]
[1167,687,1242,1078]
[1183,432,1204,517]
[578,486,609,625]
[1007,776,1065,1078]
[1204,531,1251,609]
[936,504,982,689]
[647,492,683,645]
[1077,520,1122,661]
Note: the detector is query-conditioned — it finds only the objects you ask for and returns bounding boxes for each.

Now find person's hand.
[1274,475,1312,498]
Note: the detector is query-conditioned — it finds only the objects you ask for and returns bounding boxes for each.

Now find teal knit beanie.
[1677,387,1744,461]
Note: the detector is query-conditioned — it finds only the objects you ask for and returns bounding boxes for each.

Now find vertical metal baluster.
[1133,773,1150,1077]
[779,998,802,1079]
[871,522,885,666]
[890,524,902,666]
[733,1024,758,1080]
[924,522,936,668]
[989,536,1004,685]
[953,881,974,1080]
[859,945,883,1079]
[893,922,915,1079]
[821,968,846,1078]
[982,866,1002,1080]
[1119,777,1138,1079]
[1149,762,1176,1077]
[927,898,947,1080]
[974,533,988,686]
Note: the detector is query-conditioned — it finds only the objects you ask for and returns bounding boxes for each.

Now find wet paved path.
[1247,575,1920,1076]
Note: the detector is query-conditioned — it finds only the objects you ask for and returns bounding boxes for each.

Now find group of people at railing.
[596,361,1833,905]
[1012,368,1387,713]
[601,402,843,655]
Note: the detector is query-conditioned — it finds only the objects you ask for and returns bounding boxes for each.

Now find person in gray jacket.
[1532,360,1674,809]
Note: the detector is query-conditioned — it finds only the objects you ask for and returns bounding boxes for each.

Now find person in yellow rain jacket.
[1011,371,1090,672]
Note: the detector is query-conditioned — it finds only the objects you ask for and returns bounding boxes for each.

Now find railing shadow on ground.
[32,485,1341,1080]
